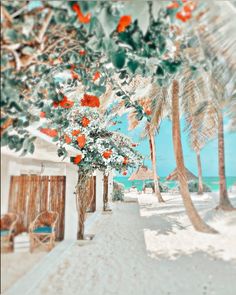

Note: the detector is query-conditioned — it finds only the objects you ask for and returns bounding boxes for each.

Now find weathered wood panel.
[8,175,66,240]
[49,176,65,240]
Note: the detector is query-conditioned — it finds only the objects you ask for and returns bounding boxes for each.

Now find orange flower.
[123,157,128,165]
[176,11,192,22]
[103,150,112,159]
[72,3,91,24]
[71,129,80,136]
[81,117,90,127]
[184,1,196,12]
[167,2,179,9]
[122,171,127,176]
[64,134,72,144]
[79,50,86,55]
[77,134,86,148]
[70,64,76,71]
[59,96,74,109]
[40,112,46,118]
[145,110,152,116]
[117,16,132,33]
[74,154,83,164]
[40,128,58,138]
[93,71,101,81]
[53,101,59,108]
[81,93,100,108]
[71,71,79,80]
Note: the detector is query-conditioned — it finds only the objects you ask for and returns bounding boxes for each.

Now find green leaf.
[127,60,139,74]
[156,65,165,77]
[135,112,143,121]
[111,50,126,69]
[89,16,104,38]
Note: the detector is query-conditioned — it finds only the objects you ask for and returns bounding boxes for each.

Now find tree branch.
[36,10,53,43]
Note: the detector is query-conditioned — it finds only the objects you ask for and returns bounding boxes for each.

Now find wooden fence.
[8,175,66,240]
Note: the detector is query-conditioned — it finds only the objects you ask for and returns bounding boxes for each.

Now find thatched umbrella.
[129,165,157,189]
[166,168,197,181]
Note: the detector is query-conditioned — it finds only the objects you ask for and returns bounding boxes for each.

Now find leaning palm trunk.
[196,152,204,195]
[76,171,91,239]
[148,132,165,202]
[172,80,217,233]
[217,112,234,210]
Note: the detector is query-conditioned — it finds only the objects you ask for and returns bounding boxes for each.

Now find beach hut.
[166,168,197,181]
[129,165,155,192]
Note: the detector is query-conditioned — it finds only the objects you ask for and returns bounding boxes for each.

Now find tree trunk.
[217,112,234,210]
[149,132,165,202]
[103,174,109,211]
[172,80,217,233]
[76,172,90,240]
[196,152,203,195]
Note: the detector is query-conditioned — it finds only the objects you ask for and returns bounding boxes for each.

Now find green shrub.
[143,181,169,192]
[188,180,211,193]
[112,181,124,201]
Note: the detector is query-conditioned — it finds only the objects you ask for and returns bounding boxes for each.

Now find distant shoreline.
[114,176,236,192]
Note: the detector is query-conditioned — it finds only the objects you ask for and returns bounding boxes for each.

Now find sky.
[112,114,236,177]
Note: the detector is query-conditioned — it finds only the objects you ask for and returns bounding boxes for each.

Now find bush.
[143,181,169,193]
[112,181,124,201]
[188,180,211,193]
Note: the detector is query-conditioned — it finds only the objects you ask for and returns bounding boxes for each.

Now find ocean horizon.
[114,176,236,192]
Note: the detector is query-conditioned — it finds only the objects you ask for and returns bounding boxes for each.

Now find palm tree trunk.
[148,132,165,202]
[217,112,234,210]
[196,152,203,195]
[172,80,217,233]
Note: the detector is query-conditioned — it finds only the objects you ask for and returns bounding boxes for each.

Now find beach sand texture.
[12,192,234,295]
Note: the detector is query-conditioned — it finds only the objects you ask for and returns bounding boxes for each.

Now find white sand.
[1,251,46,293]
[28,192,236,295]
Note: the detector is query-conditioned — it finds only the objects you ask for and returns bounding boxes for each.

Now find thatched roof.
[166,168,197,181]
[129,165,154,181]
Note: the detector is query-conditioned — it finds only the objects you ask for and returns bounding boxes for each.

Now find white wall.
[95,170,104,211]
[64,164,78,240]
[1,154,10,214]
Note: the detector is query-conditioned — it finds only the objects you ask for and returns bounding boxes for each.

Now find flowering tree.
[37,89,143,238]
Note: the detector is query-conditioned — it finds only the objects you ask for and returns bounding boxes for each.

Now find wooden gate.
[8,175,66,240]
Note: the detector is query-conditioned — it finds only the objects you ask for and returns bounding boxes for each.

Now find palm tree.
[195,2,236,209]
[172,79,217,233]
[126,77,166,202]
[147,127,165,202]
[182,73,217,195]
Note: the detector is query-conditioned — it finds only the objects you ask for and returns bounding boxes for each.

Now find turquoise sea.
[114,176,236,192]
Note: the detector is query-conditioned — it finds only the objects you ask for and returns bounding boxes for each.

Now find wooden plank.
[27,175,40,225]
[8,176,18,213]
[58,176,66,240]
[40,176,49,212]
[49,176,65,241]
[18,175,28,231]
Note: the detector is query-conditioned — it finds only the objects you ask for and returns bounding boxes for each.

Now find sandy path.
[32,194,236,295]
[1,252,45,293]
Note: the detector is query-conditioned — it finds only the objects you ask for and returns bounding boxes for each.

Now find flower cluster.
[39,96,142,174]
